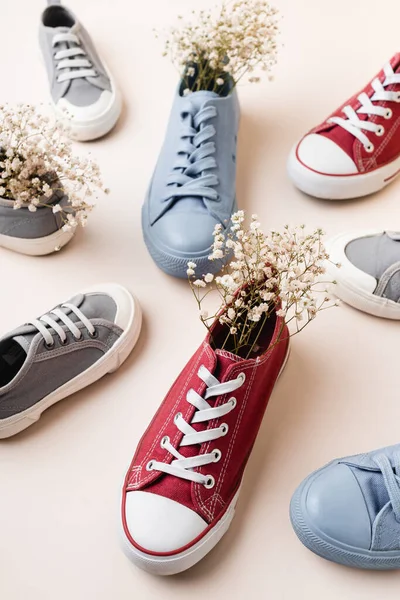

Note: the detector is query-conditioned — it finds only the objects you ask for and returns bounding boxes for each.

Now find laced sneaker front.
[142,78,240,279]
[0,284,141,439]
[121,308,289,575]
[39,2,121,141]
[288,53,400,200]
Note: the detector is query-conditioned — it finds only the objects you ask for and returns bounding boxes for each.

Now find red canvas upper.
[309,53,400,173]
[122,313,289,551]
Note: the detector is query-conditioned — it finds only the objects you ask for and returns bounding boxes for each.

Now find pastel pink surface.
[2,0,400,599]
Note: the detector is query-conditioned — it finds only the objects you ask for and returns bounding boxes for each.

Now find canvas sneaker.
[288,53,400,200]
[0,189,74,255]
[120,307,289,575]
[290,443,400,570]
[39,0,122,141]
[0,284,141,438]
[142,75,240,279]
[325,229,400,319]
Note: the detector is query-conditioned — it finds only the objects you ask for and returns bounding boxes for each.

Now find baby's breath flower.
[159,1,279,94]
[193,279,206,288]
[187,211,336,357]
[0,103,107,230]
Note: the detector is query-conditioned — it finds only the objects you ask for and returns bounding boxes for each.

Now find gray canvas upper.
[0,190,69,239]
[143,81,240,257]
[0,292,123,419]
[39,1,111,106]
[346,232,400,302]
[301,444,400,552]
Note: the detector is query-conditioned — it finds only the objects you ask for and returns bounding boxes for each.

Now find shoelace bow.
[30,303,96,348]
[373,453,400,522]
[163,104,219,203]
[147,365,245,489]
[328,63,400,152]
[52,32,97,83]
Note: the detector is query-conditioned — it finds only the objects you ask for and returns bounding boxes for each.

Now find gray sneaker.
[0,190,73,255]
[326,229,400,319]
[0,284,141,438]
[39,0,121,141]
[290,443,400,570]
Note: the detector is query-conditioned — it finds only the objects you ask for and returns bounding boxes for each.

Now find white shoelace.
[52,32,97,83]
[328,63,400,152]
[30,303,95,347]
[147,365,245,489]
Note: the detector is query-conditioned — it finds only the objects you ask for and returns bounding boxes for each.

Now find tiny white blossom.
[52,204,62,214]
[193,279,206,288]
[204,273,214,283]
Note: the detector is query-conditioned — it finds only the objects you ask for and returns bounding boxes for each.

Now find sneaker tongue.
[214,348,241,380]
[184,90,220,110]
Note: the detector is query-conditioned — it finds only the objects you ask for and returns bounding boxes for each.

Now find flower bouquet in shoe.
[189,211,336,359]
[0,103,108,256]
[121,212,335,576]
[142,1,279,279]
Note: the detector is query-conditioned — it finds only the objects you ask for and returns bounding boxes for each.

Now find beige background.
[1,0,400,598]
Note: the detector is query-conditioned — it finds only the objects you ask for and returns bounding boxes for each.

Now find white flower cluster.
[161,0,279,94]
[0,104,108,229]
[188,212,338,358]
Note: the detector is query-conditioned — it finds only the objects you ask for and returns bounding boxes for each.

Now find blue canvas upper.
[142,81,240,277]
[292,443,400,562]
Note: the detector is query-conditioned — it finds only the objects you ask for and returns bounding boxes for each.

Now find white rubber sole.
[120,341,291,576]
[288,143,400,200]
[325,231,400,319]
[0,285,142,439]
[0,227,75,256]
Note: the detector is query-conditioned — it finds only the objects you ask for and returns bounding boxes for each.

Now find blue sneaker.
[142,79,240,278]
[290,444,400,570]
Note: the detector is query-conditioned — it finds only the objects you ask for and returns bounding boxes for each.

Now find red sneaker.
[288,54,400,200]
[120,310,289,575]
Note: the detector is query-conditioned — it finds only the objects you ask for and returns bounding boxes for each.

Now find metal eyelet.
[375,126,385,137]
[220,423,229,435]
[146,460,155,471]
[204,475,215,489]
[212,449,222,462]
[45,341,55,350]
[384,108,393,119]
[60,337,68,346]
[174,412,182,423]
[89,329,98,339]
[160,436,170,448]
[238,372,246,383]
[396,93,400,103]
[229,397,237,409]
[75,334,84,341]
[364,143,374,153]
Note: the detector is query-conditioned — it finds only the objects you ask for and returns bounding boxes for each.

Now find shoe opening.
[42,6,75,28]
[0,339,26,387]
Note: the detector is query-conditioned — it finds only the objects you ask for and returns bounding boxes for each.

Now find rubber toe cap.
[305,463,371,549]
[152,209,218,255]
[124,491,208,553]
[297,134,358,175]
